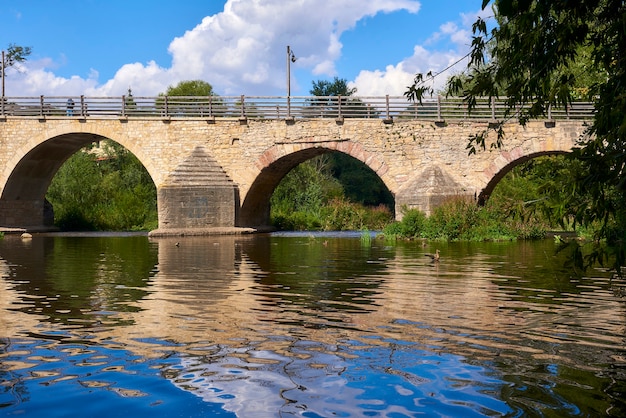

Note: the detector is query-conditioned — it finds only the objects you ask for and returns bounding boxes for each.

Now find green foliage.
[271,211,322,231]
[310,77,357,97]
[384,198,546,242]
[1,44,32,76]
[46,141,157,231]
[320,199,392,231]
[383,209,427,238]
[163,80,216,96]
[155,80,224,116]
[308,77,375,118]
[407,0,626,275]
[269,153,394,231]
[489,154,585,230]
[270,155,342,216]
[328,153,394,207]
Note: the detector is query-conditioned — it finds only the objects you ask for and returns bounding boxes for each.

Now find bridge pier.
[148,146,253,236]
[395,165,475,218]
[0,198,56,232]
[150,185,245,236]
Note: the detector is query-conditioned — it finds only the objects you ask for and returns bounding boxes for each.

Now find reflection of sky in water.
[166,336,513,417]
[0,337,235,417]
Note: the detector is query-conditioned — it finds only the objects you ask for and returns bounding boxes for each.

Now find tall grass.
[383,198,547,241]
[271,198,393,231]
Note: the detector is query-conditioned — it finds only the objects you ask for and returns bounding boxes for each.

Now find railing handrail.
[0,95,595,122]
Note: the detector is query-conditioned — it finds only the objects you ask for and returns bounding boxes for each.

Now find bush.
[384,209,426,238]
[271,210,322,231]
[383,198,546,241]
[47,142,157,231]
[271,198,393,231]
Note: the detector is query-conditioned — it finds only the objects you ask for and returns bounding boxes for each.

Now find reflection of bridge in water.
[0,234,507,414]
[0,234,508,350]
[0,234,623,415]
[0,95,593,235]
[0,235,577,355]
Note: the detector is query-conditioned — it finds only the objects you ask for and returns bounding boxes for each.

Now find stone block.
[158,186,237,229]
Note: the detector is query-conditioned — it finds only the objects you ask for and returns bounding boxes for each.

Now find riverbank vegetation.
[270,153,394,231]
[383,199,547,242]
[45,144,577,241]
[383,154,604,242]
[46,141,157,231]
[406,2,626,273]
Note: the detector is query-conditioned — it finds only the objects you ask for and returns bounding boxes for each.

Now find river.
[0,232,624,417]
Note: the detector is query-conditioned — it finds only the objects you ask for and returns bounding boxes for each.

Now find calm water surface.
[0,232,625,417]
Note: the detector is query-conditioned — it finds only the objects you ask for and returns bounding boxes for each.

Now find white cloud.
[352,8,485,97]
[351,63,414,97]
[9,0,422,97]
[8,0,458,98]
[163,0,422,95]
[5,60,99,96]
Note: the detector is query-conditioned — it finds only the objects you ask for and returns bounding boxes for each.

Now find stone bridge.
[0,96,591,235]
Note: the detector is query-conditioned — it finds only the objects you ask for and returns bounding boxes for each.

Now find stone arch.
[1,125,160,190]
[239,140,393,228]
[478,149,570,205]
[0,131,157,229]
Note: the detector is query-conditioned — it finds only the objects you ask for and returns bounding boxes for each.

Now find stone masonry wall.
[0,116,588,229]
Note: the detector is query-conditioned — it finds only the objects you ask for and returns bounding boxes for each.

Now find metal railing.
[0,95,595,122]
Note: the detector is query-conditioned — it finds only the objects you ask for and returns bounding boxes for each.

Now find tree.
[157,80,221,117]
[46,141,157,231]
[307,77,374,118]
[163,80,216,96]
[2,44,32,95]
[310,77,357,97]
[407,0,626,274]
[1,44,32,75]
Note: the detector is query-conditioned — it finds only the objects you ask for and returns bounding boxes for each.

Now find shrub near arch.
[47,140,158,231]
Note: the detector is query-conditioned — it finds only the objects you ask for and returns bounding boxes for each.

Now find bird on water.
[425,249,440,262]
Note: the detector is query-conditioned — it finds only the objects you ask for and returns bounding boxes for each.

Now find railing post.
[337,95,342,118]
[437,95,442,121]
[40,95,44,117]
[121,95,126,117]
[240,95,245,117]
[386,95,390,120]
[287,95,291,119]
[80,95,85,117]
[547,103,552,120]
[491,96,496,120]
[164,96,169,117]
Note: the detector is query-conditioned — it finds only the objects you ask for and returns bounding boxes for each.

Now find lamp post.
[286,45,296,96]
[286,46,296,118]
[1,50,5,98]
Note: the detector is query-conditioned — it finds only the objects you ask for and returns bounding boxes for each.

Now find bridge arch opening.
[478,151,570,206]
[239,147,394,229]
[0,133,157,231]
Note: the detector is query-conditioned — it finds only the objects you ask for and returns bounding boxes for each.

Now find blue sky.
[1,0,491,97]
